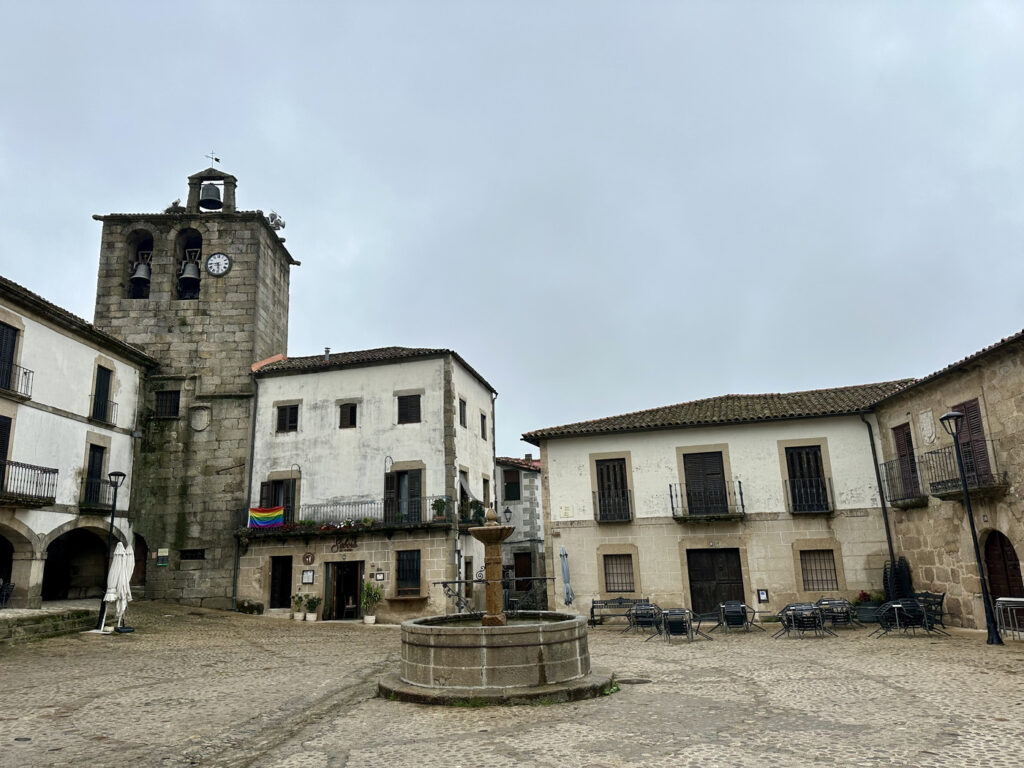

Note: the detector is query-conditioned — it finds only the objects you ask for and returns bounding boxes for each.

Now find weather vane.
[205,151,221,165]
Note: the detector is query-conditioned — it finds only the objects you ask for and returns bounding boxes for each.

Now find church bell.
[198,183,223,210]
[129,262,152,285]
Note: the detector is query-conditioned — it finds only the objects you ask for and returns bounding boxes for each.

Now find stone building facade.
[92,168,297,607]
[0,276,153,607]
[525,382,908,618]
[872,331,1024,628]
[496,455,546,601]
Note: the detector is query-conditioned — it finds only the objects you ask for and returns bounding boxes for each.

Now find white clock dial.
[206,253,231,276]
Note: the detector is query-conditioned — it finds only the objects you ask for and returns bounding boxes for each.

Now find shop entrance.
[269,556,293,609]
[325,561,364,620]
[687,548,744,614]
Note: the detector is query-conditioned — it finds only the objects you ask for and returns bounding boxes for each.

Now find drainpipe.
[860,412,897,567]
[232,372,260,610]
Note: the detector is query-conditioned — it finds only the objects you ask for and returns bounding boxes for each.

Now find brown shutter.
[384,471,397,520]
[954,398,991,477]
[259,481,272,508]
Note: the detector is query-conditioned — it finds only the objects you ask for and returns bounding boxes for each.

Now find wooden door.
[85,444,105,505]
[986,531,1024,599]
[269,555,292,609]
[0,415,9,491]
[687,548,744,614]
[954,399,992,480]
[0,322,16,391]
[683,452,727,515]
[892,423,919,498]
[514,551,532,592]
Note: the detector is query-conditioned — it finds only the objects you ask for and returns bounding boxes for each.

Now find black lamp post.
[503,506,513,524]
[95,470,127,632]
[939,411,1003,645]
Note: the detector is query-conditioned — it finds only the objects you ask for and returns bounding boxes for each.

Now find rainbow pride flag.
[248,506,285,528]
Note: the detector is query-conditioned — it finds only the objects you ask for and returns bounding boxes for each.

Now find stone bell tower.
[93,167,298,607]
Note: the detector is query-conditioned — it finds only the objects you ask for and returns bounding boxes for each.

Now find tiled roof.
[255,346,496,393]
[523,379,914,444]
[0,275,156,367]
[873,329,1024,405]
[497,456,541,473]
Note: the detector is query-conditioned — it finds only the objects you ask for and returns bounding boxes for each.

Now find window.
[396,550,421,596]
[464,557,474,598]
[459,398,467,427]
[503,469,521,502]
[84,444,106,505]
[260,478,296,523]
[339,402,357,429]
[482,477,490,507]
[92,366,115,423]
[785,445,830,512]
[0,322,17,392]
[397,394,420,424]
[952,398,992,480]
[595,458,631,521]
[276,404,298,433]
[603,554,635,592]
[800,550,839,591]
[155,390,181,419]
[682,452,728,515]
[891,423,919,499]
[179,549,206,561]
[480,413,487,439]
[384,468,422,522]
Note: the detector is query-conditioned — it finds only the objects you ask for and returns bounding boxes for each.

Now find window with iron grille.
[397,394,421,424]
[338,402,357,429]
[459,398,467,427]
[603,554,635,593]
[155,390,181,419]
[800,549,839,591]
[396,550,421,596]
[276,404,298,432]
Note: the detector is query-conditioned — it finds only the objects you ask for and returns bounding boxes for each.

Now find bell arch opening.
[126,229,154,299]
[174,228,202,300]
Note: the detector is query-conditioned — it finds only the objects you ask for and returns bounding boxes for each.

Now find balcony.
[669,480,745,522]
[879,459,928,508]
[784,477,833,514]
[80,477,115,511]
[0,460,58,507]
[593,489,632,523]
[0,361,33,400]
[919,440,1008,501]
[90,396,118,426]
[298,494,453,527]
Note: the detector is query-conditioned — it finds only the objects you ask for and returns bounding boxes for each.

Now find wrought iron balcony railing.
[0,361,33,399]
[298,495,453,526]
[920,439,1007,498]
[90,396,118,425]
[669,480,744,520]
[784,477,833,514]
[0,459,58,506]
[879,458,925,504]
[593,489,632,522]
[80,477,124,510]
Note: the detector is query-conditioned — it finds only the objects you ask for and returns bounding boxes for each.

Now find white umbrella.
[560,546,575,606]
[102,542,134,630]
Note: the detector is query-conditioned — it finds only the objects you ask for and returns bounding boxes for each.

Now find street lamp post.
[95,470,127,632]
[939,411,1003,645]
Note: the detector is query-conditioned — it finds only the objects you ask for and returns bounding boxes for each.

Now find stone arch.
[173,227,203,300]
[126,228,155,299]
[983,529,1024,599]
[41,522,123,601]
[0,521,42,608]
[41,518,127,552]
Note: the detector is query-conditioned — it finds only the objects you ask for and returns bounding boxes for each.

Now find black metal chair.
[816,597,861,629]
[715,600,765,633]
[659,608,712,642]
[871,599,942,637]
[773,603,835,638]
[914,592,947,631]
[629,603,662,637]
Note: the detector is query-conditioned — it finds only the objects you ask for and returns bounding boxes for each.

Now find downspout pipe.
[860,412,897,568]
[232,372,260,611]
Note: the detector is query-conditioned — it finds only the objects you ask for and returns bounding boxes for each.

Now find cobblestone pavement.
[2,601,1022,768]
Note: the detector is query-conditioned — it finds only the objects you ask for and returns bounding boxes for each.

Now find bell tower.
[93,168,297,608]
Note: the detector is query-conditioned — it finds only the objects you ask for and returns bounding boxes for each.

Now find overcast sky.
[2,2,1023,458]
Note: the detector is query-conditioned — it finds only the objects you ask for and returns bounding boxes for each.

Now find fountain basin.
[378,611,615,705]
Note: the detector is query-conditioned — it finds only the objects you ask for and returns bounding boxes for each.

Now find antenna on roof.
[205,151,221,165]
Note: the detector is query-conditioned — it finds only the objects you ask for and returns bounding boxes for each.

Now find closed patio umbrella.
[102,542,134,630]
[559,546,575,606]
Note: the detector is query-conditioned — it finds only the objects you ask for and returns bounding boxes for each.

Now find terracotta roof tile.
[523,379,914,444]
[497,456,541,472]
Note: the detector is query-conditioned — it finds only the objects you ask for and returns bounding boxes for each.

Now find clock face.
[205,252,231,276]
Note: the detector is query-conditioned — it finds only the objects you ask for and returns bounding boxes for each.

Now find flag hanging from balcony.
[248,506,285,528]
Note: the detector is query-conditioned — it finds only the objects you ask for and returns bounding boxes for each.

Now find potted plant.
[470,499,486,525]
[431,497,449,521]
[361,516,376,527]
[361,580,383,624]
[291,593,305,621]
[853,590,884,623]
[304,594,323,622]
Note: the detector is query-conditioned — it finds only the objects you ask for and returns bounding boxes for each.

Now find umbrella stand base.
[115,626,135,633]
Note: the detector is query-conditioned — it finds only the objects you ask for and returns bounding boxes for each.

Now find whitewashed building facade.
[0,276,153,607]
[237,346,496,621]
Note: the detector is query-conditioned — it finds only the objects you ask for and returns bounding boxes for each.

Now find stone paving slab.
[1,601,1022,768]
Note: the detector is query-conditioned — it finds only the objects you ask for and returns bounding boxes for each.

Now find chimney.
[324,347,330,362]
[525,453,533,461]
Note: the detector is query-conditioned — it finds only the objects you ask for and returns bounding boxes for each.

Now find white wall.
[451,359,495,503]
[252,357,449,504]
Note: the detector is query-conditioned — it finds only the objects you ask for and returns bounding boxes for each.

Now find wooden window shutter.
[259,482,272,508]
[398,395,420,424]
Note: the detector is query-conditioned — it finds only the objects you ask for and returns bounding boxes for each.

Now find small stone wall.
[0,609,96,647]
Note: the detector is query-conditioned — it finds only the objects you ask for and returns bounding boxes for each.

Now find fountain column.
[469,507,514,627]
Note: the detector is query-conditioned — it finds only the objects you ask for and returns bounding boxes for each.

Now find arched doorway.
[0,534,12,585]
[985,531,1024,599]
[131,533,148,587]
[42,528,108,600]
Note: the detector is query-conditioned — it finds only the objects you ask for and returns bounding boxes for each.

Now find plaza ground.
[1,601,1022,768]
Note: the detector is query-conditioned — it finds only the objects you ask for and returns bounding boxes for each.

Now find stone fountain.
[378,508,614,705]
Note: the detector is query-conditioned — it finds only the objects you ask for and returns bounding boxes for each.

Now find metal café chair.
[658,608,713,643]
[628,603,662,638]
[773,602,835,638]
[712,600,765,633]
[870,598,941,637]
[816,597,862,630]
[996,597,1024,641]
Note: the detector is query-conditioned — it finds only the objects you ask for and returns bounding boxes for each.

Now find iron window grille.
[800,549,839,591]
[155,390,181,419]
[603,554,635,592]
[397,550,421,596]
[276,404,299,432]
